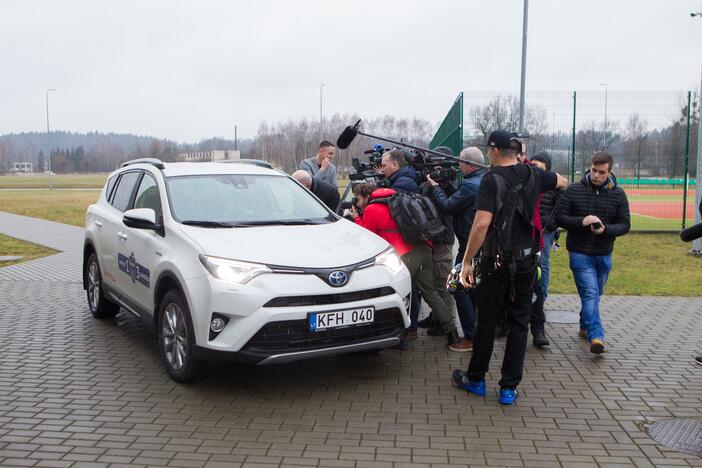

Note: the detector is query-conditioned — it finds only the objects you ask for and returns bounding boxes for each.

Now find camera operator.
[299,140,339,188]
[556,151,630,355]
[378,149,420,194]
[451,130,568,405]
[291,170,341,211]
[351,183,461,350]
[425,147,487,352]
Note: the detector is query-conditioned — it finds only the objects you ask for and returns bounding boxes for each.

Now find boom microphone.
[336,119,361,149]
[680,222,702,242]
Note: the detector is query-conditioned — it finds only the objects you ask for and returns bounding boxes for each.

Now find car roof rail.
[220,159,273,169]
[121,158,165,169]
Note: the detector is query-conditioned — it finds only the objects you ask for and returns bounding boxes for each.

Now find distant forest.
[1,95,699,179]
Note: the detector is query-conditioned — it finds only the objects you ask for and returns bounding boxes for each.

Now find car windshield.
[166,173,334,225]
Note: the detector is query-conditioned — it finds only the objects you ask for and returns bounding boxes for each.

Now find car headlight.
[375,248,404,274]
[199,255,271,284]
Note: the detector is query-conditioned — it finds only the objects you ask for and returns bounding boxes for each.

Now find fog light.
[210,317,227,333]
[402,294,411,313]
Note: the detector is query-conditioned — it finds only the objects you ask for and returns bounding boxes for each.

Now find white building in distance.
[178,150,240,163]
[11,161,33,173]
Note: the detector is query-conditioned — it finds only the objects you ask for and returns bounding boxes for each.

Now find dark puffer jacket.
[388,165,420,194]
[539,188,563,233]
[556,172,630,256]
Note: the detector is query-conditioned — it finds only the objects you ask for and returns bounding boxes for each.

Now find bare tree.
[626,114,648,183]
[468,95,547,142]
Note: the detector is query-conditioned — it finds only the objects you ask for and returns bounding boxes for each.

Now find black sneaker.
[532,329,550,347]
[495,323,509,339]
[695,356,702,365]
[417,316,433,329]
[427,324,446,336]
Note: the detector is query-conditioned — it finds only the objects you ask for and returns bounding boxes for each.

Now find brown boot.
[449,338,473,352]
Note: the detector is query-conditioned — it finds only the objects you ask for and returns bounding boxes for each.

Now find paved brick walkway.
[1,212,701,467]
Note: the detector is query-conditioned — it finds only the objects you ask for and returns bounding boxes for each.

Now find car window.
[166,174,330,223]
[133,173,162,219]
[110,172,141,212]
[105,175,118,202]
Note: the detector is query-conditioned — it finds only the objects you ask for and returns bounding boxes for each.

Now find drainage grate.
[545,310,580,324]
[647,419,702,457]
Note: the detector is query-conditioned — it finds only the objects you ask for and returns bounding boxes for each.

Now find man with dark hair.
[426,147,487,351]
[379,149,420,193]
[291,170,340,211]
[557,151,630,354]
[299,140,338,188]
[452,130,568,405]
[351,183,461,350]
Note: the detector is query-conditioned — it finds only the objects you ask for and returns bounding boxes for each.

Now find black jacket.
[311,178,341,211]
[539,188,563,233]
[556,172,630,256]
[429,169,485,245]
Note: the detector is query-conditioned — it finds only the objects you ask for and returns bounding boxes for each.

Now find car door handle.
[117,232,128,241]
[94,221,102,228]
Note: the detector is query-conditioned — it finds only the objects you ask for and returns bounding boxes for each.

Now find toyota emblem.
[328,270,348,287]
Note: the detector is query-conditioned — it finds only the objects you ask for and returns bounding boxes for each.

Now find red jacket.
[354,188,414,256]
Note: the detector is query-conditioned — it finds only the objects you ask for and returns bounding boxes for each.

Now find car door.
[101,171,142,298]
[121,171,167,314]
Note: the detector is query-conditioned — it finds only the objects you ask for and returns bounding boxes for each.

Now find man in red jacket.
[351,183,460,349]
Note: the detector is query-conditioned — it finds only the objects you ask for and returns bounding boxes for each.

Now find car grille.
[242,307,404,353]
[262,286,396,308]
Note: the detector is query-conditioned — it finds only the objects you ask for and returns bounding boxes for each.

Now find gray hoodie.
[299,157,338,188]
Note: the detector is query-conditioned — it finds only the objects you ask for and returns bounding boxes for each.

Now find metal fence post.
[570,91,577,182]
[682,90,692,230]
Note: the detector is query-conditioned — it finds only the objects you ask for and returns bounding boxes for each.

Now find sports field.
[623,186,697,231]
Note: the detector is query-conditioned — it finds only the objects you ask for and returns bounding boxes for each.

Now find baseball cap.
[483,130,521,151]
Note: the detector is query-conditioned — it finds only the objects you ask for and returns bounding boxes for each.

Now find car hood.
[178,219,390,268]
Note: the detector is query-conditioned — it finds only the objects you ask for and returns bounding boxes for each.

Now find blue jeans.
[540,230,556,299]
[454,243,476,339]
[569,251,612,341]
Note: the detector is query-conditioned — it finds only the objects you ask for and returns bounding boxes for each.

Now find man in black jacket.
[292,170,341,211]
[556,152,630,354]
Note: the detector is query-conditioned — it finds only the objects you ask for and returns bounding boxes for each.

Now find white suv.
[83,158,411,382]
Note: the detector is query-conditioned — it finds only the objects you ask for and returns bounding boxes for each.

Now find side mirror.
[123,208,160,232]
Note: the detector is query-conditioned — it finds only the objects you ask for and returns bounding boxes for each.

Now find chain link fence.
[462,91,699,231]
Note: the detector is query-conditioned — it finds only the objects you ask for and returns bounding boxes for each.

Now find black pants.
[530,276,545,333]
[466,259,537,390]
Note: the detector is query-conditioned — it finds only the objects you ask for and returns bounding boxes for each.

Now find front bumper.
[185,263,411,363]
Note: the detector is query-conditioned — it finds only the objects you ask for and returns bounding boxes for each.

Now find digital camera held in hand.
[446,261,481,294]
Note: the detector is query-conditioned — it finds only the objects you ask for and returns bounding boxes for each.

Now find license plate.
[309,307,375,331]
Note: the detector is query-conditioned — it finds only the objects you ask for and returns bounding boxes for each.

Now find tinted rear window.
[111,172,141,212]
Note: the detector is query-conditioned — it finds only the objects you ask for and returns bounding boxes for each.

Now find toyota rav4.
[83,158,411,382]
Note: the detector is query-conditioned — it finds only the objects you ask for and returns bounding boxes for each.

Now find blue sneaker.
[451,370,486,396]
[499,388,518,405]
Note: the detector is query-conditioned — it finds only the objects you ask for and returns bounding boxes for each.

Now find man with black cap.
[451,130,568,405]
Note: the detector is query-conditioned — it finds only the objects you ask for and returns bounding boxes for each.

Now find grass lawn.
[0,190,99,227]
[0,173,107,189]
[0,234,58,267]
[549,232,702,296]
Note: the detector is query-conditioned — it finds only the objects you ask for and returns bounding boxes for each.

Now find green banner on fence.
[430,92,463,156]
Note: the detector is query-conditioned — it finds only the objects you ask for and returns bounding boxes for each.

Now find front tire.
[85,253,120,319]
[157,290,203,383]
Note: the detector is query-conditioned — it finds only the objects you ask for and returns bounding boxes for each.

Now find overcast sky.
[1,0,701,142]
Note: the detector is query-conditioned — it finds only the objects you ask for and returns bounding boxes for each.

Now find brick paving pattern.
[0,211,701,467]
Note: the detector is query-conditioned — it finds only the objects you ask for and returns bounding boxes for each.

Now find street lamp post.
[691,8,701,254]
[518,0,529,133]
[600,83,608,150]
[45,88,56,190]
[319,84,324,140]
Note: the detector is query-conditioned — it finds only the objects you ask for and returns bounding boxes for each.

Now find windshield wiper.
[181,220,234,228]
[232,219,324,227]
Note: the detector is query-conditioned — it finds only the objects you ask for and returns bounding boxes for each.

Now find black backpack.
[371,192,451,245]
[482,165,538,262]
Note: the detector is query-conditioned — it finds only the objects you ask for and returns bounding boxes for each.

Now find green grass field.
[0,173,107,189]
[0,234,58,267]
[0,190,98,227]
[549,232,702,296]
